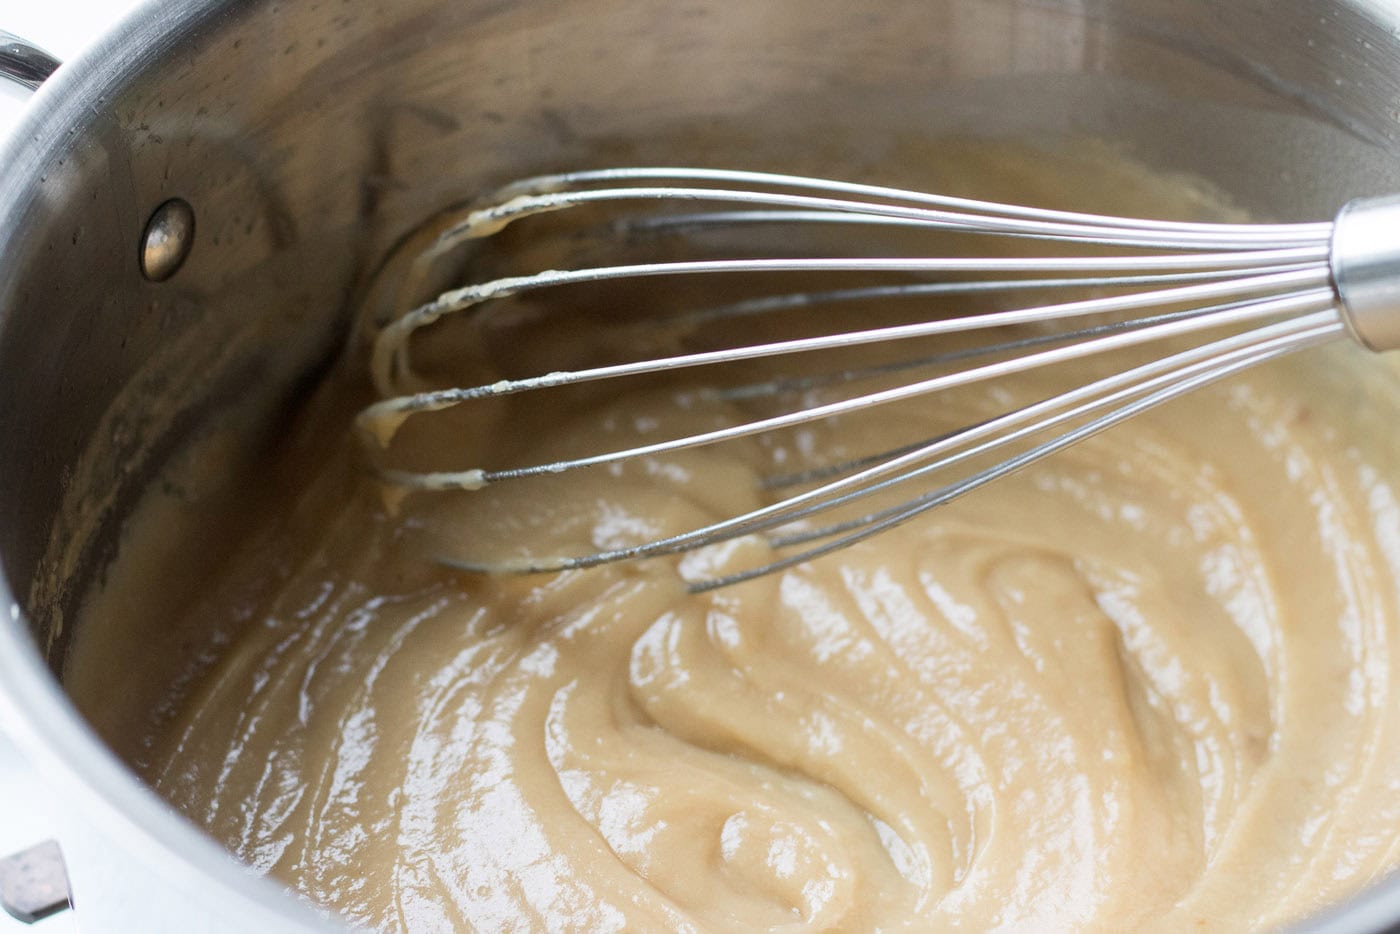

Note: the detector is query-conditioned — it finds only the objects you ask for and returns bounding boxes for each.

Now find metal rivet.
[139,198,195,282]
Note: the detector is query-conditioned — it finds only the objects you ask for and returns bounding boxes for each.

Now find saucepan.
[2,0,1400,929]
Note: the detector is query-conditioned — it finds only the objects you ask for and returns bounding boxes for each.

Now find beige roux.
[72,145,1400,931]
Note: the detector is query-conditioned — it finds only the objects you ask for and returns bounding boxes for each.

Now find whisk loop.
[357,168,1400,591]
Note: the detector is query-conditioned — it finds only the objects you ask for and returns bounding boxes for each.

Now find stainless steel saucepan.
[2,1,1400,930]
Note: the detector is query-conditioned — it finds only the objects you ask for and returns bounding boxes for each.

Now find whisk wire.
[479,167,1332,241]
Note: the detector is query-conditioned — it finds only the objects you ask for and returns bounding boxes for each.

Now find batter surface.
[73,146,1400,931]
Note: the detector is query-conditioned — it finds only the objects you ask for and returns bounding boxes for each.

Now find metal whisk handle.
[1333,194,1400,352]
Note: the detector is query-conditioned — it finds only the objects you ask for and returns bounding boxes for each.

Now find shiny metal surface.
[0,0,1399,929]
[1333,194,1400,352]
[138,197,196,282]
[0,31,59,91]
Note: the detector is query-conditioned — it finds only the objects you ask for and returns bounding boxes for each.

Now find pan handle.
[0,30,59,92]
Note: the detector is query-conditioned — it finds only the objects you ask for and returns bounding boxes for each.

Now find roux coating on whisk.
[74,146,1400,932]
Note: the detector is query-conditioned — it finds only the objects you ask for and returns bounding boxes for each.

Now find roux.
[72,145,1400,931]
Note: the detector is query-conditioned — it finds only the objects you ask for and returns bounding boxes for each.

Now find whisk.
[357,167,1400,591]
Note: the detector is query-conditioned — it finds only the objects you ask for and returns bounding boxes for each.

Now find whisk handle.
[1332,194,1400,352]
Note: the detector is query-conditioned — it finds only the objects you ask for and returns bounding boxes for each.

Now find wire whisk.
[355,167,1400,591]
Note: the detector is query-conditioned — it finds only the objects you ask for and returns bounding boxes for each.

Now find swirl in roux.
[138,341,1400,932]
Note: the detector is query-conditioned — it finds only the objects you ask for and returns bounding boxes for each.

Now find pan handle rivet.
[139,198,195,282]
